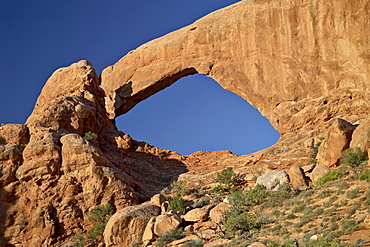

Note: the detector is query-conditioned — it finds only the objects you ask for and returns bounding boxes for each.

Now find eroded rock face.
[0,61,141,246]
[101,0,370,139]
[1,0,370,245]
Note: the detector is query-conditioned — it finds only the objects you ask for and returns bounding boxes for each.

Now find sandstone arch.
[4,0,370,245]
[116,73,280,155]
[101,0,370,139]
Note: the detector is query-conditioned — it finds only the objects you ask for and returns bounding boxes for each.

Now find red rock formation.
[1,0,370,245]
[101,0,370,138]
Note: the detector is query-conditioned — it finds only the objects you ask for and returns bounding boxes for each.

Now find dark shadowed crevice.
[116,74,280,155]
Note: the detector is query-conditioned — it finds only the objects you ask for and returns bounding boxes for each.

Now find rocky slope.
[0,0,369,246]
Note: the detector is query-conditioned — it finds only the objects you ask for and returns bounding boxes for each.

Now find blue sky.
[0,0,279,155]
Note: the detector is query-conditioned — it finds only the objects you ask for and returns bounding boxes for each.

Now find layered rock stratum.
[0,0,369,245]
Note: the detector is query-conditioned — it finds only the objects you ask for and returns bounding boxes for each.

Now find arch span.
[116,74,280,155]
[101,0,370,140]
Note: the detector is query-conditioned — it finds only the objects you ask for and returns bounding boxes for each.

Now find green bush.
[183,240,204,247]
[358,169,370,182]
[87,203,115,243]
[224,211,261,237]
[209,184,224,194]
[346,186,360,199]
[211,167,240,193]
[340,219,358,234]
[71,235,86,247]
[309,141,322,164]
[316,170,341,186]
[215,167,237,185]
[192,197,210,208]
[168,180,190,196]
[168,194,187,214]
[340,148,368,169]
[83,131,98,141]
[267,240,297,247]
[310,238,350,247]
[227,184,267,210]
[156,228,185,247]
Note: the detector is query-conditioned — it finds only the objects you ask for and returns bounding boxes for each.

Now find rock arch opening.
[116,74,280,155]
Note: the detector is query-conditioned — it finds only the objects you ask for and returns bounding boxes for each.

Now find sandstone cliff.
[0,0,369,245]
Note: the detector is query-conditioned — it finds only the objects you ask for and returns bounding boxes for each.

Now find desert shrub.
[285,213,297,220]
[267,240,297,247]
[318,189,333,198]
[310,238,350,247]
[223,185,267,238]
[168,180,190,195]
[329,222,339,231]
[209,184,224,194]
[227,184,267,211]
[316,170,341,186]
[309,141,322,164]
[354,238,366,246]
[83,131,98,141]
[312,207,324,216]
[364,189,370,207]
[284,221,294,227]
[270,224,282,233]
[211,167,239,193]
[345,205,358,219]
[340,148,368,170]
[224,211,262,237]
[346,186,360,199]
[295,215,312,227]
[156,228,185,247]
[87,203,115,243]
[340,219,358,234]
[298,189,315,198]
[333,179,348,190]
[263,183,293,208]
[168,194,187,214]
[183,240,203,247]
[357,169,370,182]
[292,203,305,213]
[192,197,210,208]
[71,235,86,247]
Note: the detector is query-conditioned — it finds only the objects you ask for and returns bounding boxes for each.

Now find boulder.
[153,211,182,236]
[104,203,160,247]
[316,119,355,167]
[351,115,370,151]
[209,202,230,223]
[310,164,331,183]
[142,216,156,245]
[204,239,229,247]
[183,208,209,222]
[256,170,289,190]
[287,165,307,188]
[193,221,217,231]
[248,243,267,247]
[168,235,202,247]
[150,194,166,207]
[301,164,315,173]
